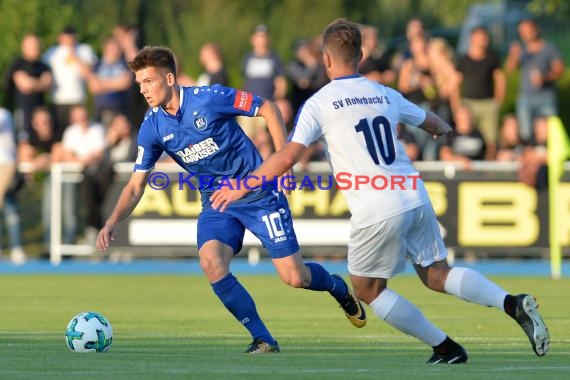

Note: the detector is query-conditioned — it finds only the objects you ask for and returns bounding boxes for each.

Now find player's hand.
[443,123,453,139]
[278,169,294,195]
[96,223,118,252]
[210,181,250,213]
[432,123,453,140]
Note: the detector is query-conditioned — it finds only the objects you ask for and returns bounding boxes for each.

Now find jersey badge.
[194,115,208,130]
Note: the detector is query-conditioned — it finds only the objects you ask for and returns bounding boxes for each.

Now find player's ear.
[323,51,332,68]
[167,72,176,86]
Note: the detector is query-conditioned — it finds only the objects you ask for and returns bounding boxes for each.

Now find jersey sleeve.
[208,84,264,117]
[133,122,163,172]
[389,87,427,128]
[289,99,323,147]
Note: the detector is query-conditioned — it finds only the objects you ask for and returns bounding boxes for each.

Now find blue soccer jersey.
[134,84,299,257]
[134,85,270,203]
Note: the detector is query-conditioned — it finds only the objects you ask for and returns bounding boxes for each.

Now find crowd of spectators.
[0,17,565,263]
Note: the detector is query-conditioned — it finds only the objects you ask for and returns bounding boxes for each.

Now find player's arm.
[257,98,295,193]
[258,99,287,151]
[418,111,453,138]
[96,171,149,251]
[394,87,453,139]
[210,142,306,212]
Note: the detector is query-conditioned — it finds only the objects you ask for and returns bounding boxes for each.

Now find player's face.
[135,66,174,108]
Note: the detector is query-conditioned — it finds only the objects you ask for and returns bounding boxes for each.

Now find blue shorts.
[197,192,299,258]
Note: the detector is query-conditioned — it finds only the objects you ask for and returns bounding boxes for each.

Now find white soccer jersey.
[291,75,431,228]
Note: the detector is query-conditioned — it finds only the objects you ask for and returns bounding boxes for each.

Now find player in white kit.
[211,18,550,363]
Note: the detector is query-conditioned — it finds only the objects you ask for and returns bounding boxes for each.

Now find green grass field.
[0,275,568,379]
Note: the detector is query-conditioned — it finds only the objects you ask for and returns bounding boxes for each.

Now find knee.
[199,255,225,281]
[353,282,385,305]
[425,269,448,292]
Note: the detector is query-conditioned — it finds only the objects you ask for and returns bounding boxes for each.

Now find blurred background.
[0,0,569,268]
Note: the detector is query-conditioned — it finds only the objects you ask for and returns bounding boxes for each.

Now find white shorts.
[347,202,447,278]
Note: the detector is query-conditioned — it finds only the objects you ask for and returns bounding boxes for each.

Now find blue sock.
[212,273,276,345]
[305,262,348,300]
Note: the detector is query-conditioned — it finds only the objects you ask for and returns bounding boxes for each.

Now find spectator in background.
[3,33,52,137]
[439,105,486,169]
[238,24,287,158]
[173,54,195,87]
[113,24,141,62]
[0,107,27,264]
[58,105,106,244]
[398,31,438,160]
[242,24,287,100]
[18,106,61,250]
[457,26,506,160]
[87,37,132,126]
[0,110,16,195]
[43,25,97,141]
[506,18,565,145]
[113,24,146,130]
[427,37,460,124]
[82,113,136,241]
[359,25,395,85]
[392,17,427,73]
[518,146,547,188]
[496,114,523,162]
[398,27,434,109]
[196,42,229,86]
[286,37,328,116]
[18,107,60,172]
[518,118,548,188]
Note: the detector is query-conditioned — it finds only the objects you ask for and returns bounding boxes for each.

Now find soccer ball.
[65,312,113,352]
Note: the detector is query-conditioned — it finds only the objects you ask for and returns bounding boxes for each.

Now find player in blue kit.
[95,46,366,354]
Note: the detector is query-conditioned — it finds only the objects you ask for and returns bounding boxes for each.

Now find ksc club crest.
[194,116,208,130]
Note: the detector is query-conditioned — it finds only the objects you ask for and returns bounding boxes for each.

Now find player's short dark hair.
[128,46,176,75]
[322,18,361,65]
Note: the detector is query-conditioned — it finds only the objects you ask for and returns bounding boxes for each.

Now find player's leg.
[348,212,467,364]
[271,251,366,328]
[241,191,366,327]
[410,203,550,356]
[197,210,279,354]
[352,275,467,364]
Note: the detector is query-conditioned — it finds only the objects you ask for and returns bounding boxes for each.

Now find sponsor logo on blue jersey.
[175,137,219,163]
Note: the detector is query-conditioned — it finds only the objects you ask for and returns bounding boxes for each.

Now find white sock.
[444,267,507,310]
[370,288,446,347]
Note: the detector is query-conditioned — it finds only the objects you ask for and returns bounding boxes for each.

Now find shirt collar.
[333,74,361,81]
